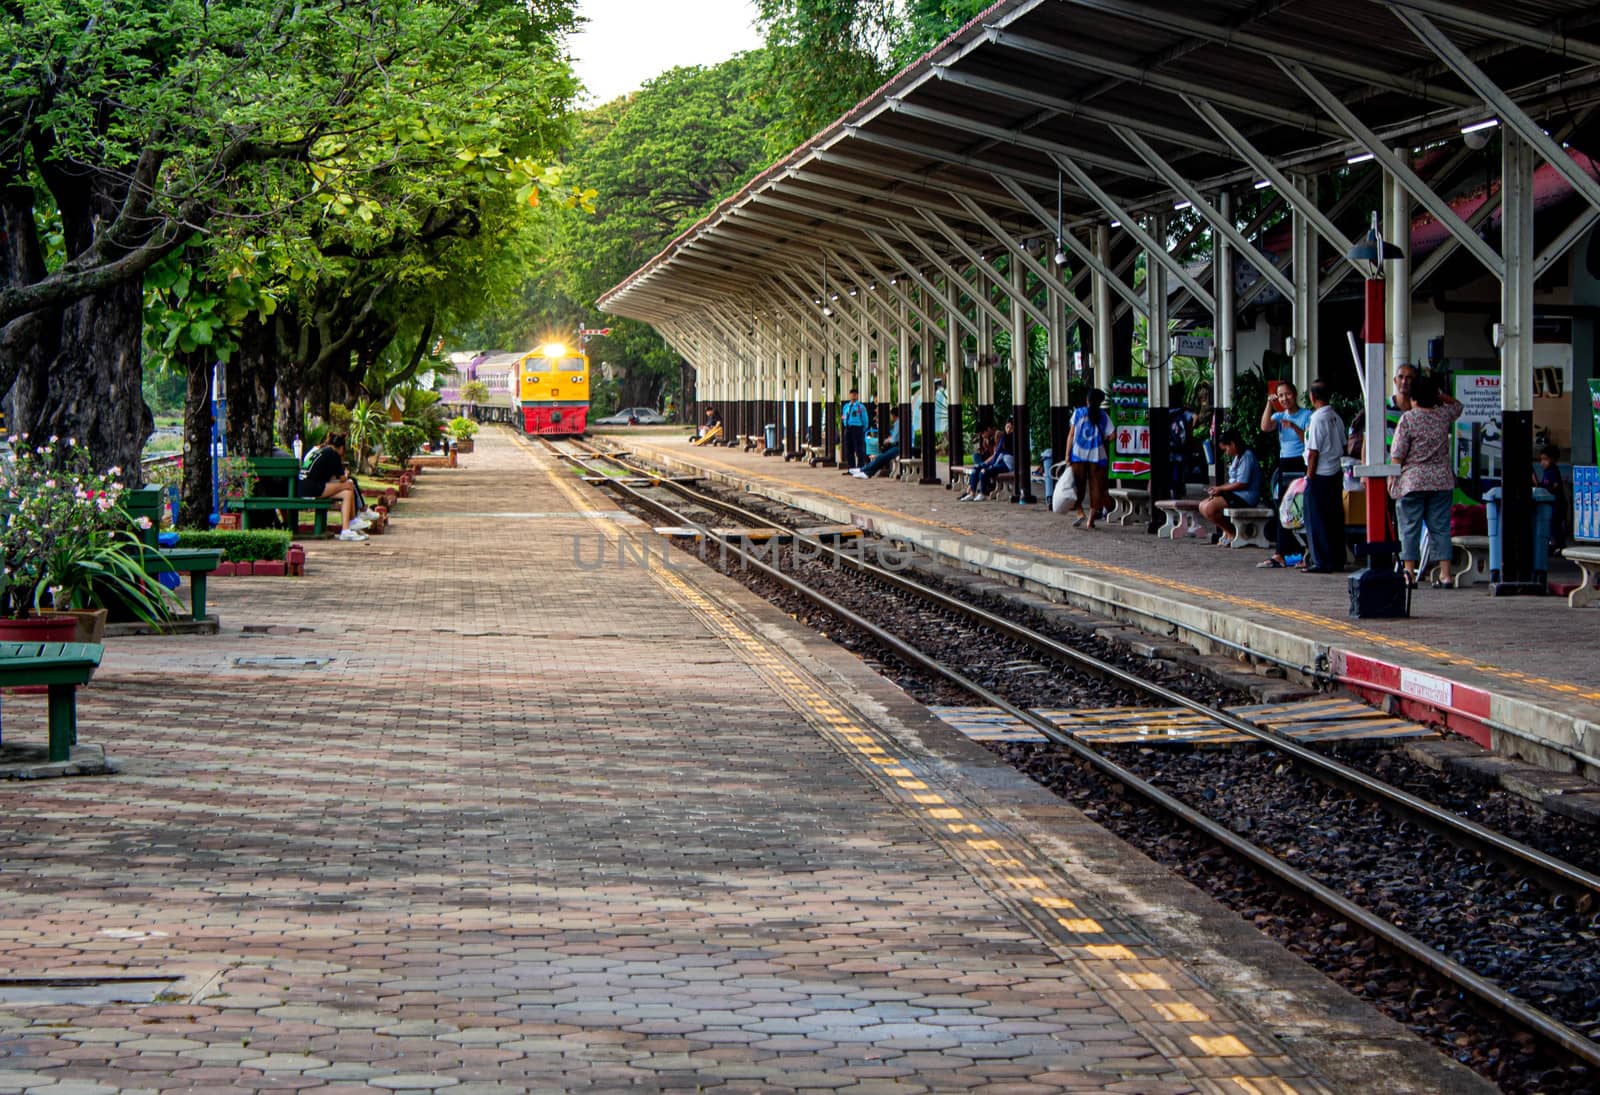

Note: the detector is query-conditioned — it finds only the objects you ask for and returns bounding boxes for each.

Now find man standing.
[840,387,869,472]
[1303,380,1349,573]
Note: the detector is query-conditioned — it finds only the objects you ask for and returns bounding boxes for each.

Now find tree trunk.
[12,279,150,482]
[226,315,277,455]
[179,353,215,528]
[0,175,56,415]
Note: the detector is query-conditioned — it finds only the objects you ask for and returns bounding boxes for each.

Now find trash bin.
[1485,486,1556,584]
[764,423,777,451]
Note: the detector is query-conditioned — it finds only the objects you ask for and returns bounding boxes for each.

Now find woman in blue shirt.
[1257,380,1312,568]
[1199,428,1262,546]
[961,418,1015,500]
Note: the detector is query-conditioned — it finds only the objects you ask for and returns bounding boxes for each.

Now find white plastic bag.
[1052,468,1078,514]
[1279,475,1307,530]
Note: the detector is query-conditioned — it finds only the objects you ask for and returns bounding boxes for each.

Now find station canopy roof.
[599,0,1600,327]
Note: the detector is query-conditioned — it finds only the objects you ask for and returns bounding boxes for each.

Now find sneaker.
[849,469,868,478]
[348,516,371,532]
[358,508,381,521]
[337,529,369,542]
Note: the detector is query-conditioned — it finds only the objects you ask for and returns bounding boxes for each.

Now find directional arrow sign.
[1112,459,1151,476]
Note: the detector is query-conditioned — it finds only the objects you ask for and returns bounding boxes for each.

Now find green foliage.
[382,424,427,466]
[448,417,480,441]
[174,529,290,562]
[347,400,388,472]
[215,455,258,503]
[399,389,446,439]
[459,380,492,404]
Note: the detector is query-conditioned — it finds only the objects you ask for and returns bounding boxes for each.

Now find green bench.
[223,456,335,536]
[123,490,224,622]
[0,642,104,762]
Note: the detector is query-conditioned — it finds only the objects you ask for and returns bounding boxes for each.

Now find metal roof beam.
[1383,0,1600,66]
[1277,59,1505,278]
[932,68,1231,155]
[994,175,1148,317]
[778,170,979,220]
[807,150,1034,210]
[918,209,1055,330]
[842,126,1064,193]
[1064,0,1477,107]
[886,100,1156,180]
[1051,153,1215,310]
[1113,127,1295,300]
[951,194,1096,326]
[880,226,1014,334]
[861,233,982,339]
[1392,8,1600,218]
[989,28,1334,134]
[1536,206,1600,282]
[829,246,949,335]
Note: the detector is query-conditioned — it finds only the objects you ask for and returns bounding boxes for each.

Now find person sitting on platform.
[960,418,1014,501]
[1198,429,1262,546]
[299,433,369,542]
[851,408,901,479]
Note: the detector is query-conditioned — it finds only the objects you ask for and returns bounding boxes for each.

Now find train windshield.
[524,359,552,373]
[557,357,585,372]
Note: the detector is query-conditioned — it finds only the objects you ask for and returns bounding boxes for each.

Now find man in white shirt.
[1303,379,1348,573]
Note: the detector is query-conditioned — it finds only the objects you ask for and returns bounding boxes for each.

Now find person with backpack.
[1067,388,1113,528]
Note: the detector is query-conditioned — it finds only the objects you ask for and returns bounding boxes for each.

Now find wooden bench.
[0,641,103,762]
[146,548,225,621]
[1223,506,1273,549]
[1108,487,1151,527]
[1155,498,1206,540]
[1561,546,1600,606]
[1449,534,1491,587]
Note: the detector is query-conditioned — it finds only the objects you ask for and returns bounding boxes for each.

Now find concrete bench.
[741,434,761,452]
[0,641,103,762]
[802,443,832,467]
[1108,487,1150,527]
[1450,534,1491,587]
[1561,546,1600,607]
[1223,506,1273,549]
[893,456,923,481]
[948,464,978,490]
[1155,499,1206,540]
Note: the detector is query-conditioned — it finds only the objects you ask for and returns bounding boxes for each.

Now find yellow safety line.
[642,440,1600,704]
[521,433,1324,1092]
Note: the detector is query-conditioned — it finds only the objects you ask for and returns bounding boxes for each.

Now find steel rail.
[558,438,1600,1070]
[577,439,1600,906]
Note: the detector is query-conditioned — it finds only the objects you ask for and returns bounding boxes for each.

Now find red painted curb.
[1333,649,1493,747]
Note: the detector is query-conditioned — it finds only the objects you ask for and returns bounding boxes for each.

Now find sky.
[568,0,766,105]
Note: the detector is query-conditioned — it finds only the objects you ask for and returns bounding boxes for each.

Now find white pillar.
[1385,155,1413,377]
[1291,173,1318,389]
[1094,224,1115,390]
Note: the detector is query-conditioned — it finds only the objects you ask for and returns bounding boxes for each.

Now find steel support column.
[1215,189,1236,485]
[947,279,965,476]
[1500,129,1537,590]
[1147,215,1172,527]
[1385,161,1413,382]
[1010,255,1034,503]
[1093,225,1115,391]
[1291,174,1318,390]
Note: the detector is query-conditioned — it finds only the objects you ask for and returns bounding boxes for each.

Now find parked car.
[594,407,668,425]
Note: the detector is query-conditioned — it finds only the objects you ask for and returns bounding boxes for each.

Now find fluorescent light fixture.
[1173,200,1192,211]
[1253,179,1271,190]
[1347,152,1375,165]
[1461,118,1499,134]
[1109,220,1121,228]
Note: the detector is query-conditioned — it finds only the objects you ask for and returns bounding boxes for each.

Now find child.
[1536,444,1566,548]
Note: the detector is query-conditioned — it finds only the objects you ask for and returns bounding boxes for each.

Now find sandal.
[1431,576,1453,589]
[1404,571,1418,589]
[1217,537,1233,548]
[1071,515,1085,528]
[1256,557,1284,569]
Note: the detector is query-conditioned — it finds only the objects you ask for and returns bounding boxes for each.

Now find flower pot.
[0,615,79,643]
[47,608,108,644]
[217,513,243,530]
[453,439,474,454]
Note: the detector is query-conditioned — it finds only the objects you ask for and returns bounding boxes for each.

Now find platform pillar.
[1146,215,1171,529]
[1500,129,1538,591]
[1010,256,1034,504]
[1213,190,1235,485]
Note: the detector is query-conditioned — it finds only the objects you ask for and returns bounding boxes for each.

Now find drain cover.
[0,977,180,1006]
[231,655,332,669]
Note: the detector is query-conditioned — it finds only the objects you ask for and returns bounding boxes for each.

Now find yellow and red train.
[515,342,590,437]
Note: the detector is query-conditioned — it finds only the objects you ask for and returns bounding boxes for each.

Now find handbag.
[1279,475,1307,530]
[1052,469,1078,514]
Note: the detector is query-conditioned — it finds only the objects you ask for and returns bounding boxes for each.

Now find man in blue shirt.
[840,387,869,471]
[851,408,901,479]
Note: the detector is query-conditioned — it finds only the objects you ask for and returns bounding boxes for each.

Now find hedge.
[176,529,291,562]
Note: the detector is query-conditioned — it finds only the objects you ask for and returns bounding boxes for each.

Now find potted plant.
[447,416,479,453]
[0,436,178,640]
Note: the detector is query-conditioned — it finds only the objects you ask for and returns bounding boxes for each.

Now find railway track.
[547,435,1600,1086]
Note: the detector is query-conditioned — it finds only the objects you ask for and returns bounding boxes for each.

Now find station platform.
[0,428,1484,1093]
[621,432,1600,782]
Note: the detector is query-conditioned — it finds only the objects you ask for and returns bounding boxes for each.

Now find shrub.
[382,423,426,466]
[176,529,290,562]
[448,416,479,441]
[459,379,491,405]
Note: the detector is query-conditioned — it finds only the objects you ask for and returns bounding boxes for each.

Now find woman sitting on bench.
[299,434,370,542]
[1198,429,1262,546]
[960,418,1014,501]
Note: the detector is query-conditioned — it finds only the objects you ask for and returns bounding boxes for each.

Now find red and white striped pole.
[1362,273,1388,547]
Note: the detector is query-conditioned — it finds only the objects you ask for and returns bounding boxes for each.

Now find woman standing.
[1067,389,1113,528]
[1390,375,1464,588]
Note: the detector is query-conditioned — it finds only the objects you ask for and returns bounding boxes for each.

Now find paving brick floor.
[0,430,1483,1094]
[624,433,1600,731]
